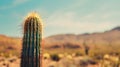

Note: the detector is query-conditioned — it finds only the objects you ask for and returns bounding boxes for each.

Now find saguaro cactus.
[21,12,43,67]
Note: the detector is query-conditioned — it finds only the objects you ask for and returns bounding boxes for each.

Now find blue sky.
[0,0,120,37]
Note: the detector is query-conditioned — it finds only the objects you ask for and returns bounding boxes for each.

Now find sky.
[0,0,120,37]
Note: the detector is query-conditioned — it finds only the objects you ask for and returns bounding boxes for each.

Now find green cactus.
[21,12,43,67]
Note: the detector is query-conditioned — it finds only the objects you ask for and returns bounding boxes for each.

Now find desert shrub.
[58,53,64,59]
[79,57,97,66]
[93,54,103,60]
[50,54,60,61]
[75,52,84,57]
[43,53,50,59]
[79,60,88,66]
[50,45,61,49]
[9,58,16,63]
[88,59,97,65]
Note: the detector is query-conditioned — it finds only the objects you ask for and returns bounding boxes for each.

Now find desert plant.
[50,54,60,61]
[75,52,84,56]
[21,12,43,67]
[83,40,90,55]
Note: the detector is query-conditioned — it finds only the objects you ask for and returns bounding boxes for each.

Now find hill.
[0,26,120,55]
[44,26,120,49]
[0,35,21,56]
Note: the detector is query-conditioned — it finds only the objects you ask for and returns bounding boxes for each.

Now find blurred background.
[0,0,120,67]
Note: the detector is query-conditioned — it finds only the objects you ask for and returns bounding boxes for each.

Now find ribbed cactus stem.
[21,12,43,67]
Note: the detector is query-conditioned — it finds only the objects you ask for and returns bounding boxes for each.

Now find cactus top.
[24,12,43,33]
[26,12,41,19]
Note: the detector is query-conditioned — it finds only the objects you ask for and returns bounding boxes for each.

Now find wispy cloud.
[0,0,119,37]
[44,10,120,36]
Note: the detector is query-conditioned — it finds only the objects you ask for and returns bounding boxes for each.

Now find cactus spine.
[21,12,43,67]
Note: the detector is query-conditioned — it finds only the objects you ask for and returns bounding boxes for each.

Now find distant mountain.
[44,26,120,49]
[0,35,21,55]
[111,26,120,31]
[0,26,120,55]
